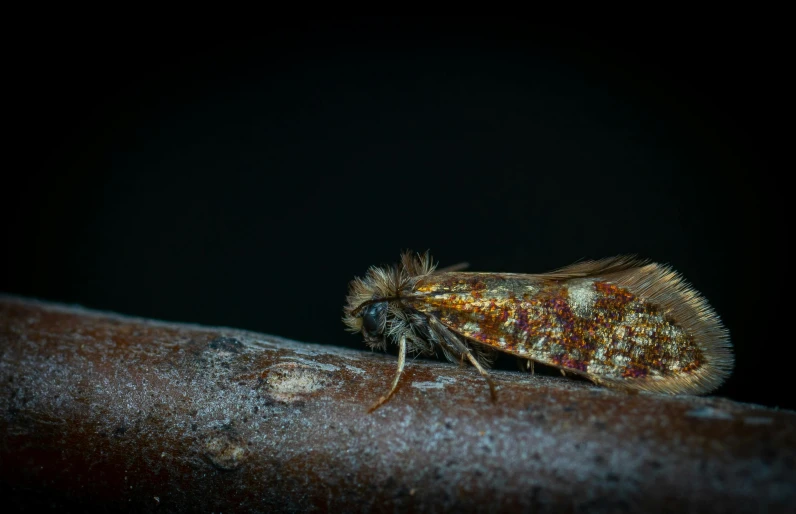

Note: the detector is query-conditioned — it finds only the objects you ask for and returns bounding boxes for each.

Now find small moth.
[343,251,733,411]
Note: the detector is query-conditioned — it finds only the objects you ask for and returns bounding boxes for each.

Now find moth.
[343,251,733,411]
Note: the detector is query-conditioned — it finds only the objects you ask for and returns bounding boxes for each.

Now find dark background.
[3,18,783,408]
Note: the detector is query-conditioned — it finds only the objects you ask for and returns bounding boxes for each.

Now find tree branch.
[1,295,794,513]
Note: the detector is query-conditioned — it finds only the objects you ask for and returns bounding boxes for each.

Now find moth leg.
[464,351,498,402]
[368,333,407,413]
[428,317,469,364]
[516,358,535,375]
[560,369,568,377]
[427,317,497,402]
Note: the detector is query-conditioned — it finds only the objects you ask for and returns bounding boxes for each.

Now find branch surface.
[1,296,794,513]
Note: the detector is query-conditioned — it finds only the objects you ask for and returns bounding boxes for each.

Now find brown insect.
[343,251,733,411]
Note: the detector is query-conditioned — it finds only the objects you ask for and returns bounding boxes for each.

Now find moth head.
[346,299,389,348]
[343,251,436,349]
[343,263,404,349]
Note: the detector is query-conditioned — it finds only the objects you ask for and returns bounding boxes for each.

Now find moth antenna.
[368,333,407,413]
[436,261,470,273]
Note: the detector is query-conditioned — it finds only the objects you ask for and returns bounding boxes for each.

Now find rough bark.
[1,295,794,513]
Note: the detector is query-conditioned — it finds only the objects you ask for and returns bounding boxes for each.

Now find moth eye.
[362,303,383,334]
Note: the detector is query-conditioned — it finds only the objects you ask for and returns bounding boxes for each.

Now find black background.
[3,18,783,409]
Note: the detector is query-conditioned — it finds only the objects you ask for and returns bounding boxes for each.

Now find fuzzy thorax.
[342,251,438,352]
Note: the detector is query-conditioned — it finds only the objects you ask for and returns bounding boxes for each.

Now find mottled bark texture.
[1,295,794,513]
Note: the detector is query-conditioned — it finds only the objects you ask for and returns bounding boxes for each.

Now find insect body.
[343,251,733,411]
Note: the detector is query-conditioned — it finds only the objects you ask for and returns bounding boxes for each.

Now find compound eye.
[361,303,383,335]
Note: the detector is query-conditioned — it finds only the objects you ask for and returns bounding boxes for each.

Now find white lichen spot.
[281,357,340,372]
[412,381,445,390]
[266,361,333,402]
[204,436,247,470]
[412,375,456,390]
[685,407,734,420]
[343,364,365,375]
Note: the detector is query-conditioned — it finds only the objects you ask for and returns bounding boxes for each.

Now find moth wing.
[525,255,649,280]
[411,256,732,395]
